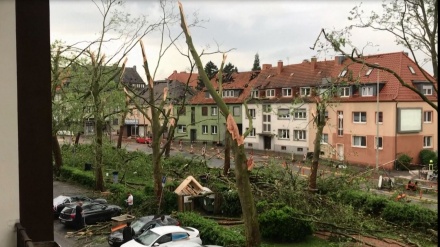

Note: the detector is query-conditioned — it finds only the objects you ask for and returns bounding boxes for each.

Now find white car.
[161,242,222,247]
[121,225,202,247]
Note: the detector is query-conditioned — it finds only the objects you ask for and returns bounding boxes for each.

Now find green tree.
[252,53,261,71]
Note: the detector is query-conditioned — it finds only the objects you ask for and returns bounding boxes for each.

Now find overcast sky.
[50,0,424,81]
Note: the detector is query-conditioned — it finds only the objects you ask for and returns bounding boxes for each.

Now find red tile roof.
[190,71,259,105]
[167,70,199,88]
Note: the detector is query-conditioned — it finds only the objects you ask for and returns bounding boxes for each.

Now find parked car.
[121,226,202,247]
[53,195,107,216]
[59,202,121,226]
[136,136,152,144]
[162,242,222,247]
[108,215,180,247]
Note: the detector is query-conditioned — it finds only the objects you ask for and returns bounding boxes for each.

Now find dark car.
[108,215,179,247]
[53,195,107,217]
[59,202,122,226]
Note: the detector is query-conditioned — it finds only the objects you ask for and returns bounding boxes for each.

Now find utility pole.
[375,64,380,171]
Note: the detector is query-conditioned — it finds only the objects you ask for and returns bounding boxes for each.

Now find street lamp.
[375,63,380,171]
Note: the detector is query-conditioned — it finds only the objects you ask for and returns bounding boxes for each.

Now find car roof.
[150,226,188,234]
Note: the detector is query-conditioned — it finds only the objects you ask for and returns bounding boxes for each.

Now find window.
[211,125,217,134]
[248,143,253,147]
[263,124,271,132]
[365,68,373,76]
[422,85,433,95]
[177,125,187,133]
[205,92,212,98]
[375,137,383,149]
[337,111,343,136]
[294,109,307,119]
[233,106,241,116]
[294,130,306,141]
[376,112,383,124]
[211,106,217,116]
[282,88,291,97]
[352,136,366,147]
[361,86,374,96]
[251,90,259,98]
[263,104,271,113]
[321,133,328,144]
[423,136,432,148]
[263,115,271,132]
[339,87,350,97]
[424,111,432,123]
[339,69,347,77]
[278,129,290,139]
[178,106,186,116]
[112,118,119,125]
[246,127,256,137]
[300,87,311,96]
[353,112,366,123]
[281,146,287,150]
[222,90,235,98]
[247,109,256,118]
[297,148,303,152]
[266,89,275,97]
[201,107,208,116]
[202,125,208,134]
[277,109,290,119]
[408,65,416,74]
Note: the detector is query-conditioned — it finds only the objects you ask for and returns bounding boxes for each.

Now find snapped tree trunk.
[52,134,63,177]
[309,105,326,191]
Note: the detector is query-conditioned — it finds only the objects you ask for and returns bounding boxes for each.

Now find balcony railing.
[16,223,59,247]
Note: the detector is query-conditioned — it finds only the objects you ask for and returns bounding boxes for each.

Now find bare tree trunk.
[233,143,261,247]
[94,117,105,192]
[309,105,326,191]
[223,133,231,175]
[52,134,63,177]
[74,132,81,145]
[117,125,124,149]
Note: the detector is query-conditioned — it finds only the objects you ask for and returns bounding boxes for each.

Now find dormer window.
[339,87,351,97]
[338,69,347,77]
[361,86,374,96]
[300,87,311,96]
[365,68,373,76]
[266,89,275,98]
[282,88,291,97]
[408,66,416,75]
[422,85,433,95]
[251,90,259,98]
[222,90,235,98]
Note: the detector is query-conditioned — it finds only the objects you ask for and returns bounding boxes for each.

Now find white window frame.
[422,85,433,95]
[247,109,256,119]
[352,136,366,148]
[177,125,187,133]
[339,87,350,97]
[266,89,275,98]
[211,106,217,116]
[294,130,306,141]
[423,136,432,148]
[282,88,292,97]
[353,112,367,123]
[263,104,271,113]
[278,129,290,139]
[246,127,256,137]
[339,69,347,77]
[300,87,311,96]
[294,109,307,119]
[424,111,432,123]
[361,86,374,96]
[233,106,241,116]
[222,90,235,98]
[211,125,217,135]
[202,125,208,134]
[375,137,383,149]
[337,111,343,136]
[277,109,290,119]
[365,68,373,76]
[251,90,259,98]
[321,133,328,144]
[376,111,383,124]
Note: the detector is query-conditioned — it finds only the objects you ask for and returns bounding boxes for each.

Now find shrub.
[258,206,313,242]
[419,149,437,168]
[395,153,413,170]
[381,201,438,229]
[176,212,245,247]
[220,190,242,217]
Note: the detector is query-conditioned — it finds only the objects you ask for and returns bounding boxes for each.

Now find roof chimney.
[262,64,272,70]
[133,65,136,70]
[335,55,345,65]
[277,60,283,74]
[311,57,317,70]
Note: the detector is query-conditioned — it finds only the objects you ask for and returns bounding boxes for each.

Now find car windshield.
[136,230,160,245]
[131,219,147,232]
